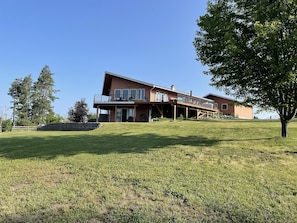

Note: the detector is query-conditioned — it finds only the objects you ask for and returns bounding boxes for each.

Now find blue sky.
[0,0,277,119]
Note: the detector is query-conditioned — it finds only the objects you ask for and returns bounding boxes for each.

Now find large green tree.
[8,78,22,125]
[8,75,33,125]
[194,0,297,137]
[31,65,58,124]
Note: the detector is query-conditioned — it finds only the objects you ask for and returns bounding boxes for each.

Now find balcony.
[94,94,147,104]
[94,93,218,111]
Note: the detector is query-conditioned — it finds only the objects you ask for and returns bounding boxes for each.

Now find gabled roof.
[205,93,253,108]
[102,71,214,102]
[102,71,154,95]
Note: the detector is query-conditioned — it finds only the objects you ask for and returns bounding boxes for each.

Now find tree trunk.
[281,119,288,138]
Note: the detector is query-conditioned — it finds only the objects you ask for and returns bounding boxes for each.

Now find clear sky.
[0,0,277,119]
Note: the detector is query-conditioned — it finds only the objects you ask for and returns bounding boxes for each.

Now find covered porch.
[93,101,152,122]
[93,94,219,122]
[151,101,218,121]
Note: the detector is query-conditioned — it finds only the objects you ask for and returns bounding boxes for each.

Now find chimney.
[171,84,176,91]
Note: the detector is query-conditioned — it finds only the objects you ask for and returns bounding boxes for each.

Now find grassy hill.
[0,120,297,222]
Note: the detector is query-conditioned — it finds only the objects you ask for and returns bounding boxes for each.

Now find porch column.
[96,106,99,122]
[133,105,136,122]
[185,107,188,119]
[196,109,200,120]
[173,104,177,121]
[148,106,152,122]
[115,106,117,122]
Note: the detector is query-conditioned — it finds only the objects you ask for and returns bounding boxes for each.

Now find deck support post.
[148,106,152,122]
[96,106,99,122]
[173,104,177,121]
[115,106,117,122]
[133,105,136,122]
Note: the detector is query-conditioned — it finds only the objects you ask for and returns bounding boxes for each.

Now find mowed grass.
[0,120,297,223]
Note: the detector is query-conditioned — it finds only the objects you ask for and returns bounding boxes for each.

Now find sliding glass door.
[116,108,134,122]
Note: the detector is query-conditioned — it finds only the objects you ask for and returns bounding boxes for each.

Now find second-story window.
[114,89,146,101]
[138,89,145,100]
[122,89,129,100]
[115,89,121,100]
[156,91,169,102]
[130,89,137,100]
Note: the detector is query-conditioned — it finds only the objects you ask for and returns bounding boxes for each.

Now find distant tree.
[8,75,33,126]
[8,78,21,125]
[31,65,58,124]
[68,99,89,122]
[46,112,64,123]
[2,119,13,132]
[194,0,297,137]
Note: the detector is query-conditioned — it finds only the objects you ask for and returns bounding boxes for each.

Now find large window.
[114,89,121,100]
[156,91,169,102]
[138,89,145,100]
[130,89,137,99]
[114,89,145,100]
[122,89,129,100]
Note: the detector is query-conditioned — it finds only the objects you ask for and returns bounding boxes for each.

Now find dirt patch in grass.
[12,182,30,190]
[53,203,73,214]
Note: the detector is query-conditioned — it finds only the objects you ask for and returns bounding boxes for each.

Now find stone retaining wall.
[37,123,101,131]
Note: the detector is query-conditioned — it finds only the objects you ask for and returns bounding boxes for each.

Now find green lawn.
[0,120,297,222]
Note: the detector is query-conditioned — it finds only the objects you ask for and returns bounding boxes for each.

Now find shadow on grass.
[0,132,218,160]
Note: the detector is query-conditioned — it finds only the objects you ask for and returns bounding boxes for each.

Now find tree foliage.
[8,75,33,125]
[31,65,58,124]
[194,0,297,137]
[68,99,89,123]
[7,66,58,125]
[46,112,64,124]
[1,119,12,132]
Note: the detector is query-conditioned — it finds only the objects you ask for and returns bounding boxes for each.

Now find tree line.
[7,65,61,126]
[4,65,92,130]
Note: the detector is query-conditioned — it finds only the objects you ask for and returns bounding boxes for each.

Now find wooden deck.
[93,96,219,122]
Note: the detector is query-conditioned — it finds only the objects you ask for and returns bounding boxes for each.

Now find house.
[93,71,219,122]
[204,94,253,119]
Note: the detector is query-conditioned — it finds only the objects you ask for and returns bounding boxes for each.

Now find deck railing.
[94,94,111,103]
[94,94,218,110]
[176,93,218,110]
[94,94,147,103]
